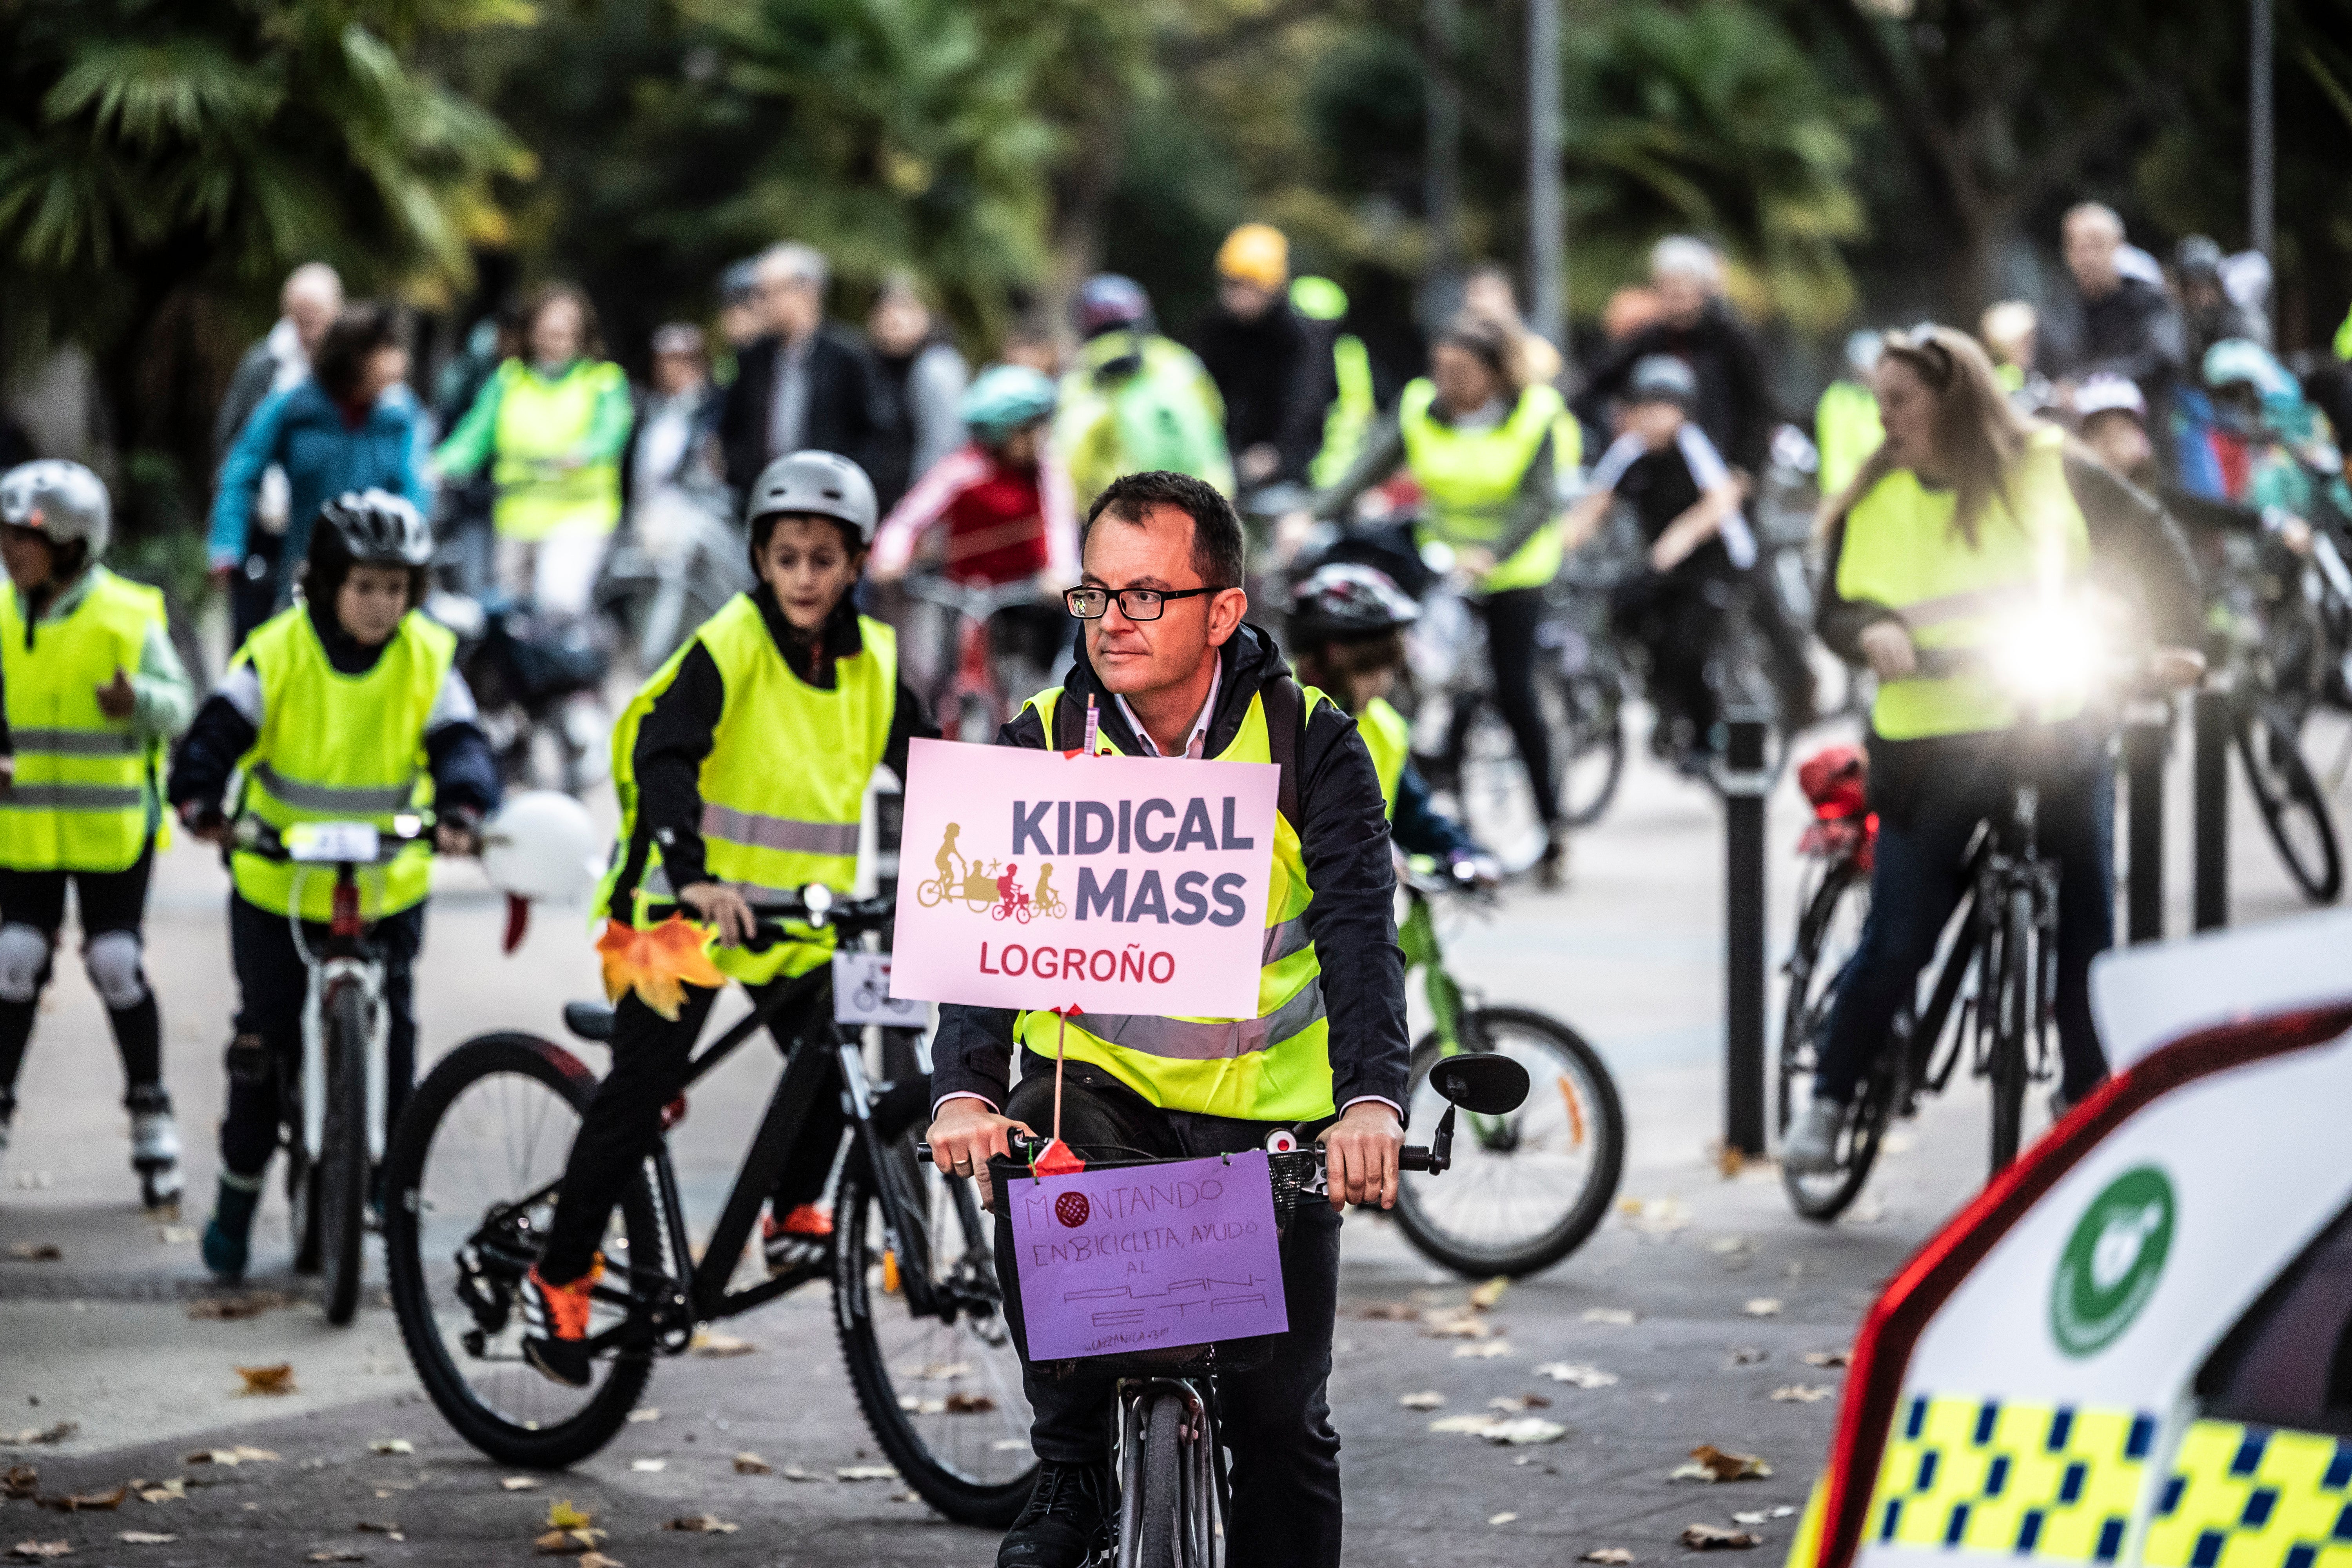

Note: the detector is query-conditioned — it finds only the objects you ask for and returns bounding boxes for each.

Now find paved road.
[0,700,2324,1565]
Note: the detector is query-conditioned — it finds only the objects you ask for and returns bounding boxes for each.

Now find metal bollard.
[2122,695,2172,943]
[1721,711,1771,1158]
[2192,678,2232,931]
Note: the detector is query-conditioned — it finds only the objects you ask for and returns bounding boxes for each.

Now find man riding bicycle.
[925,471,1409,1568]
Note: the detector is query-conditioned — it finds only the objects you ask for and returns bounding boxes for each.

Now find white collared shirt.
[1115,662,1221,759]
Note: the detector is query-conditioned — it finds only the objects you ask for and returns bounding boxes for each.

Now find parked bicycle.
[1391,857,1622,1277]
[383,887,1037,1523]
[971,1051,1530,1568]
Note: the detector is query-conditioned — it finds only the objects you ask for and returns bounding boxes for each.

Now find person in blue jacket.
[209,304,424,642]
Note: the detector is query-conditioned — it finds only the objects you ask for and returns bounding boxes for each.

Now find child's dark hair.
[312,304,399,404]
[748,509,867,572]
[300,524,426,614]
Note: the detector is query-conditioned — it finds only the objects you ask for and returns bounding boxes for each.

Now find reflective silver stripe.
[639,866,803,907]
[699,802,859,858]
[250,763,414,815]
[1072,980,1328,1063]
[11,728,138,757]
[0,784,145,811]
[1261,913,1313,965]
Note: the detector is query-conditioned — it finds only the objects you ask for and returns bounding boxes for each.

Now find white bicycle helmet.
[0,460,111,560]
[746,450,879,547]
[479,790,605,902]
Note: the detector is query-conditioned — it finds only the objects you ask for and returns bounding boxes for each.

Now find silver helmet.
[314,489,434,568]
[746,450,878,546]
[0,460,111,560]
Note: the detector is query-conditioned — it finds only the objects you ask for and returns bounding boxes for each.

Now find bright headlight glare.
[1985,610,2102,701]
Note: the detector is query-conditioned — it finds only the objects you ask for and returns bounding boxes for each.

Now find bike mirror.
[1426,1053,1528,1116]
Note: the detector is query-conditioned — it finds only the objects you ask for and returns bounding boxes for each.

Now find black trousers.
[0,849,162,1113]
[994,1059,1343,1568]
[1611,570,1733,749]
[1817,730,2114,1105]
[220,893,423,1178]
[538,974,844,1285]
[1472,587,1561,828]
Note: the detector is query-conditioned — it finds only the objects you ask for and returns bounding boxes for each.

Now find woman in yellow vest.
[0,462,193,1209]
[433,284,633,618]
[1302,314,1582,887]
[170,492,500,1280]
[1783,327,2205,1174]
[520,451,936,1388]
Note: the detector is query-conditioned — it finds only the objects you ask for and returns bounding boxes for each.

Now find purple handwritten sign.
[1008,1151,1289,1361]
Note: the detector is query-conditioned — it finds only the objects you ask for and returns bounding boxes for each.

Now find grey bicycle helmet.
[1628,354,1700,409]
[0,460,111,560]
[1289,562,1421,643]
[314,489,434,567]
[746,450,879,547]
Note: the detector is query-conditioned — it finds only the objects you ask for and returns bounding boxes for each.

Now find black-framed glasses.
[1063,585,1228,621]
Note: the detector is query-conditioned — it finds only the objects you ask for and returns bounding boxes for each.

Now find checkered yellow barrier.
[1869,1395,2159,1561]
[2143,1421,2352,1568]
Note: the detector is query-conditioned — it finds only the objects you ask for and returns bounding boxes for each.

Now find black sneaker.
[998,1459,1112,1568]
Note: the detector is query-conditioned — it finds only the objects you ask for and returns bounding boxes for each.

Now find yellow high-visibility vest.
[1398,379,1582,593]
[0,569,167,873]
[490,359,626,541]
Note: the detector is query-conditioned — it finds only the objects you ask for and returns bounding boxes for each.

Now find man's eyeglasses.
[1063,585,1228,621]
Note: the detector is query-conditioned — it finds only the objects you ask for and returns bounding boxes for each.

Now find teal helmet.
[960,363,1057,441]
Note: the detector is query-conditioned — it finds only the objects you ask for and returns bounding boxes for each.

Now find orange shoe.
[762,1202,833,1278]
[521,1258,602,1388]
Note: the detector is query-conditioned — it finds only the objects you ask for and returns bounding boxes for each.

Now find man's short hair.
[1083,472,1246,590]
[2063,203,2124,242]
[1649,235,1724,290]
[757,241,829,293]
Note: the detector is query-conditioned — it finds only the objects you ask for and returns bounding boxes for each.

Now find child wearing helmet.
[0,460,195,1208]
[169,490,501,1280]
[518,450,939,1389]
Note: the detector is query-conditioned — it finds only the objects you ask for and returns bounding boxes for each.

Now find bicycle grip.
[1399,1145,1434,1172]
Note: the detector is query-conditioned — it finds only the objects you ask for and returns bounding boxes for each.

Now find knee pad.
[0,924,53,1004]
[82,930,147,1010]
[225,1034,272,1087]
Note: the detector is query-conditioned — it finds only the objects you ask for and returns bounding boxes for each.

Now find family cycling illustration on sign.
[916,822,1069,922]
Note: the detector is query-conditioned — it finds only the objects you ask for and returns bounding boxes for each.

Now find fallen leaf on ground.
[1428,1414,1567,1445]
[1801,1349,1851,1368]
[37,1485,125,1512]
[1490,1512,1519,1526]
[1419,1308,1490,1339]
[1725,1347,1767,1366]
[1536,1362,1620,1388]
[135,1479,185,1503]
[576,1555,624,1568]
[366,1439,412,1455]
[184,1446,276,1466]
[235,1363,296,1397]
[664,1515,739,1534]
[629,1459,665,1473]
[184,1291,295,1322]
[945,1391,997,1414]
[154,1226,195,1245]
[115,1533,175,1546]
[535,1528,606,1555]
[1682,1524,1763,1550]
[688,1332,756,1358]
[1672,1445,1773,1483]
[1769,1385,1833,1403]
[1468,1276,1509,1310]
[547,1502,595,1531]
[1582,1308,1638,1326]
[1621,1198,1690,1235]
[501,1477,541,1491]
[354,1520,401,1534]
[307,1552,367,1564]
[1347,1301,1421,1321]
[1,1468,34,1500]
[1398,1392,1445,1410]
[835,1465,898,1482]
[1714,1143,1748,1178]
[5,1244,60,1262]
[778,1465,816,1481]
[625,1407,661,1424]
[1,1426,76,1448]
[1583,1550,1637,1564]
[1741,1299,1782,1319]
[730,1454,770,1475]
[9,1544,70,1561]
[1453,1341,1512,1359]
[1732,1507,1797,1525]
[1707,1236,1753,1255]
[1488,1394,1553,1412]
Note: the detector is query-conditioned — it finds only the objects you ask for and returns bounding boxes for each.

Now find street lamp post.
[1527,0,1567,376]
[2250,0,2274,258]
[1424,0,1464,329]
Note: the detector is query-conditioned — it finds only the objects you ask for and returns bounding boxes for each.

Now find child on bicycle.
[170,491,499,1281]
[0,461,194,1208]
[1286,563,1492,876]
[521,450,936,1388]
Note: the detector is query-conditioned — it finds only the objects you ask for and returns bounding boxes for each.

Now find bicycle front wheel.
[383,1033,657,1468]
[834,1134,1037,1527]
[1553,670,1627,828]
[1777,857,1889,1222]
[2238,705,2344,904]
[1986,888,2035,1174]
[320,980,371,1325]
[1131,1391,1185,1568]
[1395,1011,1624,1278]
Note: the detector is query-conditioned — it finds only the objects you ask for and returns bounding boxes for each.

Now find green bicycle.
[1392,860,1625,1277]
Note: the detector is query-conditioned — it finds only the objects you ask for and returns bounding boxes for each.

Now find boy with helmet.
[0,461,194,1207]
[1286,563,1488,875]
[519,450,937,1387]
[1056,276,1233,507]
[169,490,500,1279]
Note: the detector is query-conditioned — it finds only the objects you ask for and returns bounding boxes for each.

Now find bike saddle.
[563,1001,616,1042]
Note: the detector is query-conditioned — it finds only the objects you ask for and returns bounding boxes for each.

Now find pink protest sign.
[1007,1152,1289,1360]
[887,737,1278,1018]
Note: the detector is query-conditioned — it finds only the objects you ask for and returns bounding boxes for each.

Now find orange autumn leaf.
[596,918,726,1019]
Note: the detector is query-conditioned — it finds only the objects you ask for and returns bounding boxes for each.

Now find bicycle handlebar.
[914,1140,1441,1173]
[230,814,438,867]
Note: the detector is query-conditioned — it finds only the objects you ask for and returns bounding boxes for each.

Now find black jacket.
[1573,303,1779,477]
[718,325,897,498]
[1189,303,1325,485]
[2049,276,2185,394]
[603,586,935,914]
[928,622,1412,1119]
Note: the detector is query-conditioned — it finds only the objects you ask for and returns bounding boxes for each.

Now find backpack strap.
[1261,674,1304,831]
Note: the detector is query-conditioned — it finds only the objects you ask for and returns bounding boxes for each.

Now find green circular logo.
[2050,1165,2175,1357]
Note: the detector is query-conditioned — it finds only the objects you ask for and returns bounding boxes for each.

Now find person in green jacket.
[1054,275,1233,510]
[434,284,633,618]
[1815,330,1885,499]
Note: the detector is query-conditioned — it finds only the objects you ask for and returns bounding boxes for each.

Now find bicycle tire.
[1394,1010,1624,1277]
[1987,889,2034,1174]
[1134,1391,1183,1568]
[1554,670,1627,828]
[1775,857,1892,1222]
[2237,706,2344,904]
[320,981,370,1325]
[833,1138,1037,1528]
[384,1033,657,1469]
[288,1141,321,1275]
